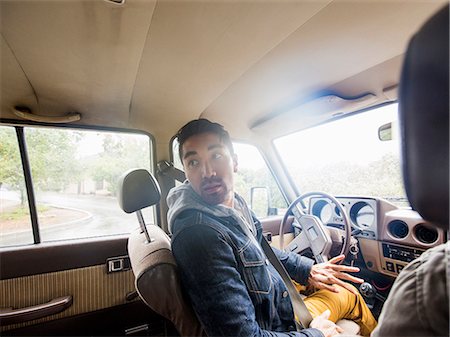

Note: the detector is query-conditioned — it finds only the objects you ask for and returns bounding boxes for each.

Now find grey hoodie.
[167,181,257,237]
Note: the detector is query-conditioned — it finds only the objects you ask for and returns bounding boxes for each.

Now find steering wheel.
[278,191,352,263]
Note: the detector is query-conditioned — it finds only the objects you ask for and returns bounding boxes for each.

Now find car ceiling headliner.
[0,0,445,144]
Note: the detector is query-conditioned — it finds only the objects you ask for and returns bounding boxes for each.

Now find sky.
[274,103,400,169]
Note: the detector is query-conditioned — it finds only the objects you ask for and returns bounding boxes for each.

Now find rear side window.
[0,125,154,247]
[0,126,34,246]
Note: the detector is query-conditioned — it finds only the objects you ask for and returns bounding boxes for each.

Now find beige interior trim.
[0,265,135,331]
[250,93,378,133]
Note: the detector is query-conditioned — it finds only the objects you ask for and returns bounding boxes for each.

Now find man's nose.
[202,161,216,178]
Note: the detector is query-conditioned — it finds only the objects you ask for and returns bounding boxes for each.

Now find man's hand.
[308,255,363,295]
[309,310,343,337]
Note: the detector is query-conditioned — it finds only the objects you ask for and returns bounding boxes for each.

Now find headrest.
[118,169,161,213]
[399,5,449,228]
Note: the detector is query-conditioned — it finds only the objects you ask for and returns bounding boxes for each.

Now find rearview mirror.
[378,122,392,141]
[378,121,398,141]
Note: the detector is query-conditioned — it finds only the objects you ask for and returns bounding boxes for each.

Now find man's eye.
[212,153,222,160]
[187,159,199,167]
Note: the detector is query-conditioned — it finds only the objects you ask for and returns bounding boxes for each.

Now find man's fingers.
[328,264,360,273]
[328,255,345,264]
[316,282,339,293]
[334,271,364,284]
[333,279,360,295]
[314,273,361,295]
[315,270,363,285]
[319,309,331,319]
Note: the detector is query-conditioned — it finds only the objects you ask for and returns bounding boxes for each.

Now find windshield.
[274,103,409,207]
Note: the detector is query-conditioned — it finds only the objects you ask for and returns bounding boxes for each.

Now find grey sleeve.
[272,246,314,285]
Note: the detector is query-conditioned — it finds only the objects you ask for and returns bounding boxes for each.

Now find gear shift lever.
[359,282,376,309]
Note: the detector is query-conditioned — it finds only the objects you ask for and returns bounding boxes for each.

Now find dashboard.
[308,196,446,277]
[310,197,378,239]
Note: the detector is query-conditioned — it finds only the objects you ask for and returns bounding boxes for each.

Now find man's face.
[181,132,237,207]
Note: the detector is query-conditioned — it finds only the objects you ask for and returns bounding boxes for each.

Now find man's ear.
[233,153,238,173]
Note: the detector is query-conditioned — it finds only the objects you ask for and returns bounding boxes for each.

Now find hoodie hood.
[167,182,256,235]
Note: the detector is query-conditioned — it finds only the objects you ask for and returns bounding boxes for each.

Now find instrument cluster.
[309,196,378,239]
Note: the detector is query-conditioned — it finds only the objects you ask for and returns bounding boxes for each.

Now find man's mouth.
[201,182,223,195]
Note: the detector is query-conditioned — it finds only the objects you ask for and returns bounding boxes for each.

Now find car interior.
[0,1,448,336]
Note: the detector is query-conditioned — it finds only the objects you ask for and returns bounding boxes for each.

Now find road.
[1,191,155,246]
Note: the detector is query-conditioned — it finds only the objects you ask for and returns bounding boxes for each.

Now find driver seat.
[118,169,204,336]
[118,168,360,336]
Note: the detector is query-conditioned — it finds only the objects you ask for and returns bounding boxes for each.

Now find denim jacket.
[167,183,323,337]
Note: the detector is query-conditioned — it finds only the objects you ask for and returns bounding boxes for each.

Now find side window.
[233,143,286,218]
[0,125,154,247]
[0,126,34,246]
[172,139,286,217]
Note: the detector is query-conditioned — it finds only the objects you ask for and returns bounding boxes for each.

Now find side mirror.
[250,186,277,217]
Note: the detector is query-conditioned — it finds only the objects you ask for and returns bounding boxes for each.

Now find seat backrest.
[118,169,204,337]
[399,4,449,227]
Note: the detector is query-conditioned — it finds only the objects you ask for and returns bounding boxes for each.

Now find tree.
[89,134,150,196]
[289,152,406,202]
[0,126,81,204]
[25,128,80,192]
[0,127,26,204]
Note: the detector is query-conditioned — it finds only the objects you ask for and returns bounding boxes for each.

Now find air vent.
[387,220,409,239]
[414,224,438,244]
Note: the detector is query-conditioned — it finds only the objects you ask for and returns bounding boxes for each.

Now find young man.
[167,119,376,337]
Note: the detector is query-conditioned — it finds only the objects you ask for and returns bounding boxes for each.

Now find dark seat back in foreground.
[372,5,449,336]
[399,5,449,229]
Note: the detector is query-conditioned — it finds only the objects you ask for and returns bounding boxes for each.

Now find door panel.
[0,237,170,335]
[3,301,175,336]
[260,215,294,249]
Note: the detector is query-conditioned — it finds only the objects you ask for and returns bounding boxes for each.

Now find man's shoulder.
[417,242,447,285]
[171,209,228,236]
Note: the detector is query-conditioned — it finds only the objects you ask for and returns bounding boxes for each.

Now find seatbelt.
[157,160,186,182]
[235,209,313,330]
[260,237,314,330]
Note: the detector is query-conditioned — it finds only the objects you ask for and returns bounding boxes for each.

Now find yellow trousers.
[301,284,377,336]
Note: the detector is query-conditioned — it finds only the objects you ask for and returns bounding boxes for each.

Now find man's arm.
[252,216,314,285]
[171,223,323,337]
[272,246,314,285]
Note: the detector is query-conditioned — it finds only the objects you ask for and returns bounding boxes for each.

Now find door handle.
[0,295,73,325]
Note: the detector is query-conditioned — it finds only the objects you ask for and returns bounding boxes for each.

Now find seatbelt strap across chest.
[260,237,314,330]
[233,197,313,330]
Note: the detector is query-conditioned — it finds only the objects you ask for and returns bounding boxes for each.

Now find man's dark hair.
[176,119,234,162]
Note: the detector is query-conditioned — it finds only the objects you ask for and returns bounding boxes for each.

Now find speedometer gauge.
[350,201,375,228]
[311,199,333,224]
